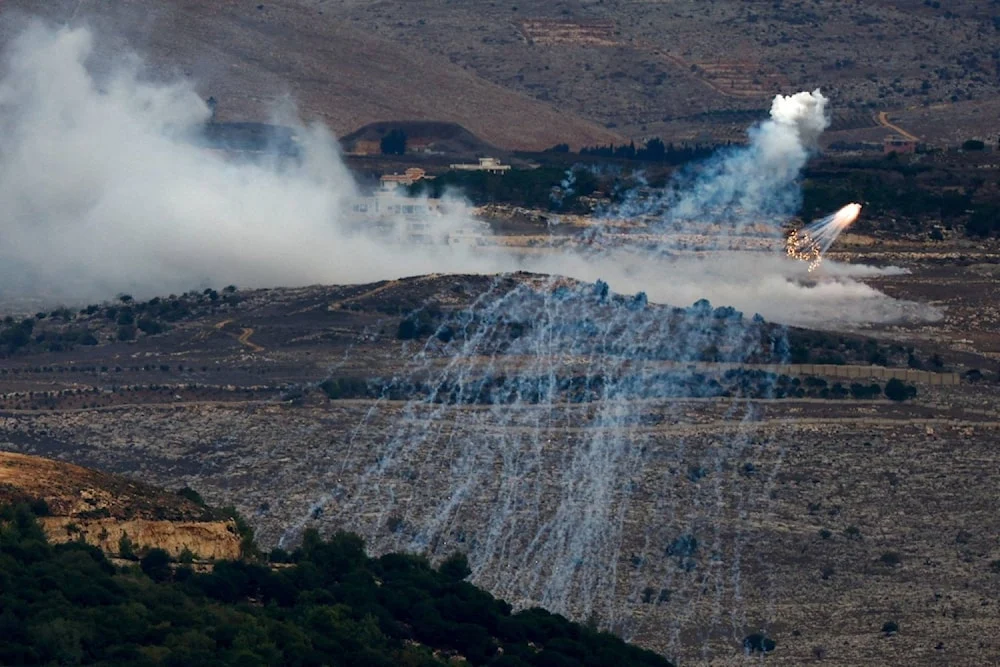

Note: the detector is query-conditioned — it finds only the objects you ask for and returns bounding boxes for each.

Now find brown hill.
[341,120,500,157]
[0,451,240,560]
[3,1,995,149]
[296,0,1000,145]
[0,0,622,151]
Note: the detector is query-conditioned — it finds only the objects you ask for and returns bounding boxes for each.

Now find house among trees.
[883,135,917,155]
[380,167,431,190]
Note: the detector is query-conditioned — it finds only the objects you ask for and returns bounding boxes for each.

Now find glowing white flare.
[786,203,862,272]
[832,202,862,228]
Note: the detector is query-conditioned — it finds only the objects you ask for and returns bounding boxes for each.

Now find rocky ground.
[0,451,241,561]
[0,244,998,665]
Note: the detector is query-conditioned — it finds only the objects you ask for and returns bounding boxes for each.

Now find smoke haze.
[0,22,936,327]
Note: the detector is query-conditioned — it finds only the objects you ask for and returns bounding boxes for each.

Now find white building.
[448,157,512,174]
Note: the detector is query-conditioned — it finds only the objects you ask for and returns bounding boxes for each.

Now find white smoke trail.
[609,90,829,233]
[0,22,495,303]
[0,21,933,329]
[672,89,828,226]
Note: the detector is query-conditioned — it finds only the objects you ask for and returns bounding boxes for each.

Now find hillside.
[329,0,1000,145]
[0,451,242,561]
[3,1,994,150]
[0,456,672,667]
[0,268,999,664]
[0,0,622,151]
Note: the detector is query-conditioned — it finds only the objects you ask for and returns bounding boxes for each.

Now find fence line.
[679,362,960,386]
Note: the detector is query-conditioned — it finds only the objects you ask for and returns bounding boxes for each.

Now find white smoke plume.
[0,22,491,303]
[0,21,933,328]
[612,90,829,229]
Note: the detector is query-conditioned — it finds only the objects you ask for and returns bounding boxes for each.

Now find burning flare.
[786,203,862,272]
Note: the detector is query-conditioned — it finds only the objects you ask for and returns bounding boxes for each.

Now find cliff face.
[0,451,241,561]
[41,517,241,561]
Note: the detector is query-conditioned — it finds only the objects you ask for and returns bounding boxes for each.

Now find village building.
[379,167,431,190]
[883,135,917,155]
[448,157,512,174]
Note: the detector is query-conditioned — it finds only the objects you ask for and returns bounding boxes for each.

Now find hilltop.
[0,454,672,667]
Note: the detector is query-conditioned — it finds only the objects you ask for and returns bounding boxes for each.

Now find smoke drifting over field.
[0,23,483,301]
[0,21,934,326]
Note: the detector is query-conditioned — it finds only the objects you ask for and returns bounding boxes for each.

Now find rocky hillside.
[0,0,622,151]
[0,456,673,667]
[0,451,240,561]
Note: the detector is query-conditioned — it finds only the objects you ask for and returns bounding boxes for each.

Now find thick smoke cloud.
[0,22,934,327]
[0,23,488,302]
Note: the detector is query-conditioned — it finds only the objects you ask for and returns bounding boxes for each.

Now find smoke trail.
[609,90,828,235]
[550,168,576,208]
[0,21,934,328]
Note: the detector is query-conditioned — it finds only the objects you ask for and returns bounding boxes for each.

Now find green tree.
[967,205,1000,238]
[884,378,916,402]
[439,552,472,580]
[141,548,173,582]
[381,129,408,155]
[118,532,138,560]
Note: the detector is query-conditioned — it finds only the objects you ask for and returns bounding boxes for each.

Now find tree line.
[0,501,673,667]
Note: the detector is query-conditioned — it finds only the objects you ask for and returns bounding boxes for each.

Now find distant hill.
[341,120,501,157]
[0,0,623,151]
[3,1,995,148]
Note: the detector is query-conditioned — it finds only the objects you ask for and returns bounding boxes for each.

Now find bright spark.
[786,202,862,272]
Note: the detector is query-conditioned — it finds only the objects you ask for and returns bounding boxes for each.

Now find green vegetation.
[380,129,407,156]
[318,378,370,400]
[800,158,1000,239]
[578,139,719,165]
[787,328,933,369]
[0,287,243,358]
[884,378,918,402]
[965,205,1000,238]
[0,503,671,666]
[742,633,776,654]
[0,316,106,355]
[409,166,601,212]
[878,551,902,567]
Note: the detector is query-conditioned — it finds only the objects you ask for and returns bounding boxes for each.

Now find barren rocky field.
[0,244,998,664]
[323,0,1000,144]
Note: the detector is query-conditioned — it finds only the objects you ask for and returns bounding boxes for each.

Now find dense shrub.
[743,633,776,654]
[0,503,673,667]
[884,378,917,402]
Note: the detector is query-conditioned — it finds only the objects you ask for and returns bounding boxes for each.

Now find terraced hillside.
[0,261,998,664]
[3,0,995,149]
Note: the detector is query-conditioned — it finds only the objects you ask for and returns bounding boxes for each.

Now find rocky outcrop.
[0,451,240,561]
[41,516,240,560]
